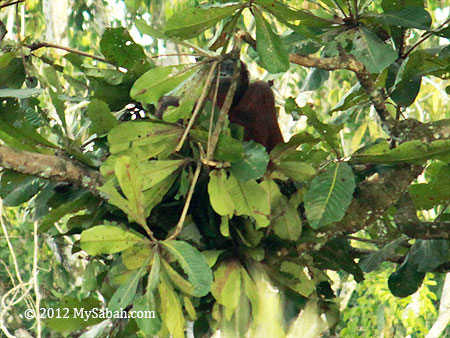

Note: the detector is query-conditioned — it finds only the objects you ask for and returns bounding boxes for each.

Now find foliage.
[0,0,449,337]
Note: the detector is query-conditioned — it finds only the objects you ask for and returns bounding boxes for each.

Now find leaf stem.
[167,161,202,240]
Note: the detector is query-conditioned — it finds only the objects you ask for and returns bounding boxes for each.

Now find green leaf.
[359,238,406,273]
[211,261,242,321]
[388,255,425,298]
[253,7,290,74]
[353,140,450,164]
[272,194,302,241]
[275,161,316,182]
[301,68,329,91]
[134,296,161,336]
[0,173,42,206]
[164,4,242,39]
[107,121,183,155]
[80,225,144,255]
[409,239,449,272]
[87,99,118,136]
[100,27,146,69]
[161,240,213,297]
[159,274,185,338]
[313,239,364,282]
[114,155,146,222]
[109,264,146,311]
[351,27,398,73]
[285,100,341,150]
[190,129,245,163]
[202,250,224,268]
[122,243,152,270]
[230,141,269,181]
[130,65,197,105]
[304,162,356,229]
[46,297,102,332]
[161,259,196,295]
[367,8,432,30]
[208,169,235,216]
[147,252,161,294]
[228,174,270,228]
[97,179,145,225]
[256,0,333,27]
[39,192,91,233]
[381,0,424,12]
[280,262,315,297]
[135,19,169,40]
[140,160,184,190]
[144,172,179,216]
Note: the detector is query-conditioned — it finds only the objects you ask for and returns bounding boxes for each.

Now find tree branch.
[397,222,450,240]
[0,145,103,195]
[27,42,112,65]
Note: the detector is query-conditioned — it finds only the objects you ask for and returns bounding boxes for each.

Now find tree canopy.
[0,0,449,337]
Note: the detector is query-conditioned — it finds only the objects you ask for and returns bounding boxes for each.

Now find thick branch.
[0,145,103,195]
[397,222,450,240]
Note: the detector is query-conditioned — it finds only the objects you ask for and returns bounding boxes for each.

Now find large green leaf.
[351,27,398,73]
[39,192,91,233]
[86,99,118,136]
[228,173,270,228]
[211,261,242,320]
[140,160,185,190]
[164,4,242,39]
[100,27,146,69]
[408,239,449,272]
[367,7,432,30]
[134,294,161,336]
[230,141,269,181]
[107,121,183,154]
[109,264,146,311]
[135,19,169,40]
[0,172,43,206]
[271,193,302,241]
[130,65,197,105]
[388,255,425,298]
[190,129,245,163]
[80,225,144,256]
[274,161,316,182]
[161,240,213,297]
[359,238,406,273]
[254,7,290,74]
[353,140,450,164]
[159,275,185,338]
[208,169,235,216]
[304,162,356,229]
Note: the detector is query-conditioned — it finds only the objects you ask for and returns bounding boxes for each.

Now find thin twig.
[0,0,24,10]
[207,65,221,164]
[167,161,202,240]
[27,42,113,65]
[33,221,41,338]
[175,61,218,152]
[403,17,450,58]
